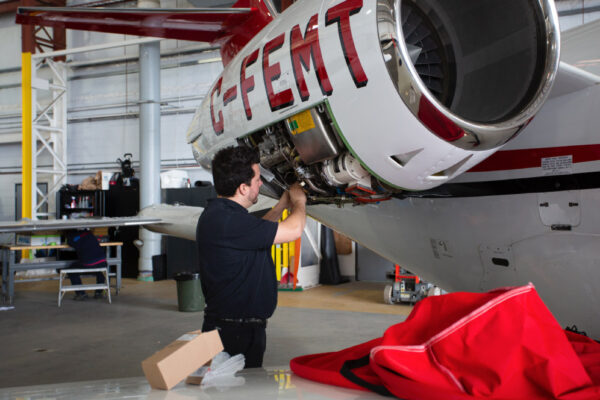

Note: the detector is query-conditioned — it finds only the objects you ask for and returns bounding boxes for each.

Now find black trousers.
[202,316,267,368]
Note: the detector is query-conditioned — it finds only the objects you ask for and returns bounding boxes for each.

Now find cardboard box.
[91,227,109,237]
[141,330,223,390]
[184,374,205,385]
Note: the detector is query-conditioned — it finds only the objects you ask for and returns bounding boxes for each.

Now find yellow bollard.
[282,242,289,269]
[275,244,282,281]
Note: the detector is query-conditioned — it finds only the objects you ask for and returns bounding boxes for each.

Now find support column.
[20,0,66,221]
[21,0,35,220]
[21,52,32,220]
[137,40,161,281]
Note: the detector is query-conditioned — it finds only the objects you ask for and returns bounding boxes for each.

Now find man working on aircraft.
[196,145,306,368]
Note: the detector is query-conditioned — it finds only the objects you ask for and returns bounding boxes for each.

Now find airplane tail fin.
[15,0,274,66]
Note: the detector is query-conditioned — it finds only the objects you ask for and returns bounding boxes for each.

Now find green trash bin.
[174,273,205,312]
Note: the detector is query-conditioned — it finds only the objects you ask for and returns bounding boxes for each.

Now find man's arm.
[262,191,290,222]
[273,183,307,244]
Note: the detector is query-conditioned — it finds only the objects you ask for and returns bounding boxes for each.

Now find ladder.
[58,267,112,306]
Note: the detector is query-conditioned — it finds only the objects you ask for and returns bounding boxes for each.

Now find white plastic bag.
[189,352,246,389]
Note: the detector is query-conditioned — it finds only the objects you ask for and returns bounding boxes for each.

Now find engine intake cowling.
[378,0,559,150]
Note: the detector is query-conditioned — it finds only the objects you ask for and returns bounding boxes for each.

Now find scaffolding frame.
[22,37,160,219]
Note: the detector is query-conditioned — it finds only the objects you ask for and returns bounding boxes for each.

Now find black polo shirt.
[196,197,278,319]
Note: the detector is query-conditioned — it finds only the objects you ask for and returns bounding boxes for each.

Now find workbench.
[1,242,122,305]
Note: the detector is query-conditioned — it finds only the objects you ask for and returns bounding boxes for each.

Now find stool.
[58,267,112,307]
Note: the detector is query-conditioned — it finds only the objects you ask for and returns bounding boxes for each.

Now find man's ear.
[237,183,249,197]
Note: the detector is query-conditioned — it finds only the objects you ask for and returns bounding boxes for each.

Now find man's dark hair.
[212,146,260,197]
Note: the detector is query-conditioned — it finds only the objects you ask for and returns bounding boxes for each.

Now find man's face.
[246,164,263,204]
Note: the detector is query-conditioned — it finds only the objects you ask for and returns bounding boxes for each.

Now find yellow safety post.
[273,209,290,282]
[282,245,289,263]
[288,233,295,284]
[21,52,32,221]
[21,52,33,259]
[282,209,289,272]
[281,242,288,282]
[277,210,284,280]
[275,243,282,281]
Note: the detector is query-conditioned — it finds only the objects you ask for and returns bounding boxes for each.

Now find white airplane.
[15,0,600,338]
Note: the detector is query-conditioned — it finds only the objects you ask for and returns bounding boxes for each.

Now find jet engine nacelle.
[187,0,559,203]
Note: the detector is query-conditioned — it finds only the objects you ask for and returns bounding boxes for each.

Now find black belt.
[205,315,266,325]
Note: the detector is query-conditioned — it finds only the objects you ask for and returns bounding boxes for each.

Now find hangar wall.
[0,5,220,222]
[0,12,24,222]
[557,0,600,30]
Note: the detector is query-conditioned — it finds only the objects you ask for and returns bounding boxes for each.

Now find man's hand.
[279,190,291,209]
[288,183,307,206]
[273,182,307,244]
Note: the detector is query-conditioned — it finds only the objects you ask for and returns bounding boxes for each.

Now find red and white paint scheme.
[185,0,560,192]
[17,0,600,337]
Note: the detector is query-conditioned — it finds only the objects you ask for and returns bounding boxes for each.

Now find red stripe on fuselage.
[468,145,600,172]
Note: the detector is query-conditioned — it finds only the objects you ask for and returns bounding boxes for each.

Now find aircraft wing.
[15,0,274,65]
[548,62,600,100]
[0,216,162,233]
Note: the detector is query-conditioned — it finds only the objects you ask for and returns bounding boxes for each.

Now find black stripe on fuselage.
[402,171,600,199]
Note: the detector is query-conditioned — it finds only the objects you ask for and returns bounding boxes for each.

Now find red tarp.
[291,284,600,399]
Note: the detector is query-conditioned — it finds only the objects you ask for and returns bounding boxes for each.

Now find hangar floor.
[0,278,411,390]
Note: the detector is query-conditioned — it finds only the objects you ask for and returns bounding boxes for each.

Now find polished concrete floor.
[0,368,389,400]
[0,278,411,389]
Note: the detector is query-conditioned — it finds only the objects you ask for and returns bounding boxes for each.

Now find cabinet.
[106,185,140,278]
[56,189,106,219]
[163,185,216,278]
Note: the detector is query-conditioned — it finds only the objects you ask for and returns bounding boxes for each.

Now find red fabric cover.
[290,284,600,399]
